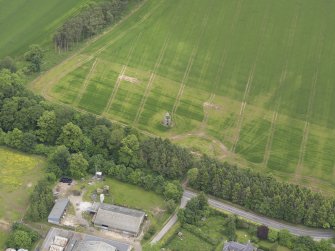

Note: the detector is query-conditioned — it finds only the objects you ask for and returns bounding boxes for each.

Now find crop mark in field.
[133,36,170,124]
[171,15,210,121]
[103,33,142,114]
[263,8,301,167]
[231,4,271,153]
[295,29,324,181]
[231,61,257,153]
[73,58,99,106]
[201,53,226,130]
[295,71,318,179]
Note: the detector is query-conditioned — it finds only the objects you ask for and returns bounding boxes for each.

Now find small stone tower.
[163,112,172,127]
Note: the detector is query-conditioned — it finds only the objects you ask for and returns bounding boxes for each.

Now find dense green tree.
[163,182,182,202]
[118,134,140,167]
[27,180,54,221]
[178,192,209,225]
[24,44,44,72]
[37,111,57,144]
[20,132,37,152]
[68,152,88,178]
[57,122,88,152]
[187,168,198,186]
[225,215,237,241]
[278,229,294,249]
[7,230,32,249]
[4,128,23,149]
[0,56,16,72]
[48,145,70,173]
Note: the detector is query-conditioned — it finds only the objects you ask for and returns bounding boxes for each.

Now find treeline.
[53,0,139,50]
[1,69,335,229]
[188,156,335,228]
[0,69,187,207]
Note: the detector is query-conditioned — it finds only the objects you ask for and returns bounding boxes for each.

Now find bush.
[268,229,278,242]
[6,223,39,250]
[278,229,294,249]
[166,199,176,214]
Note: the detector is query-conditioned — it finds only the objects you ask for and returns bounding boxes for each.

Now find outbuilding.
[48,198,69,225]
[93,203,145,236]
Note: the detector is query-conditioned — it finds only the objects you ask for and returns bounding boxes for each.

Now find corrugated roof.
[73,241,116,251]
[48,198,69,222]
[93,204,145,234]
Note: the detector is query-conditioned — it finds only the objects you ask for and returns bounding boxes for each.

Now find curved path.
[151,190,334,244]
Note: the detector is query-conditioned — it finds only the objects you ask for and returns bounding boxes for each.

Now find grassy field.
[0,147,46,248]
[31,0,335,194]
[80,178,170,230]
[0,0,92,57]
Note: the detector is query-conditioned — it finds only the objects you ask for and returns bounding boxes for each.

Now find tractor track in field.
[74,58,99,106]
[231,3,271,153]
[171,14,209,122]
[263,8,301,167]
[231,61,256,153]
[103,33,142,114]
[133,36,170,124]
[201,52,226,130]
[295,29,324,181]
[295,70,318,180]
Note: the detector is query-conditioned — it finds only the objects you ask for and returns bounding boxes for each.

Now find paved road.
[184,190,334,240]
[151,190,334,244]
[150,196,188,244]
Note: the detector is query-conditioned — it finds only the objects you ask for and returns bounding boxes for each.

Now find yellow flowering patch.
[0,147,46,221]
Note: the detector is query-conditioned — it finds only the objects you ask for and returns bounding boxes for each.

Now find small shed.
[48,198,69,225]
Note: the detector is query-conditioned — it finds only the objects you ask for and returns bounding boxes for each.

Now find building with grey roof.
[223,241,256,251]
[73,240,116,251]
[48,198,69,225]
[40,227,131,251]
[93,203,145,236]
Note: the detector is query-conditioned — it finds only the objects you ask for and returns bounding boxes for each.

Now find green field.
[31,0,335,193]
[0,0,91,57]
[0,147,46,248]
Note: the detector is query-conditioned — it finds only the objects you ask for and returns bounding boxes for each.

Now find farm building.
[93,203,145,236]
[48,198,69,224]
[40,227,131,251]
[223,241,256,251]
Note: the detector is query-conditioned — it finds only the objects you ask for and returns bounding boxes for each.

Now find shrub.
[268,229,278,242]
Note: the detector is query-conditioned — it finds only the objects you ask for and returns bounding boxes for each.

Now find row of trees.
[1,68,335,229]
[53,0,137,50]
[188,156,335,228]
